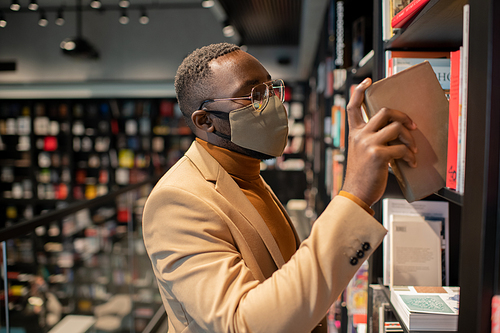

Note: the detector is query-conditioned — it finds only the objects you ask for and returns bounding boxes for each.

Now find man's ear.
[191,110,215,133]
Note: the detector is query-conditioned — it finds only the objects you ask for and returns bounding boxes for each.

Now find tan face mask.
[209,95,289,157]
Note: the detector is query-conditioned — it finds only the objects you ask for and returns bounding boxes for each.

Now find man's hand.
[341,78,418,207]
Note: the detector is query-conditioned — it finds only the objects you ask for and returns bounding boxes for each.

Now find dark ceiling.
[218,0,302,46]
[0,0,304,46]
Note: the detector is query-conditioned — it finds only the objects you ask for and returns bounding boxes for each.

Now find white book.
[382,198,449,286]
[457,4,470,194]
[390,215,442,288]
[390,286,459,331]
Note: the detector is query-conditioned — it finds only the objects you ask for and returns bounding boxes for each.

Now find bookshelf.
[369,0,500,332]
[0,97,192,331]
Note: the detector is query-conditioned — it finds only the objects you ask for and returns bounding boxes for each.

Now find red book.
[391,0,431,28]
[446,50,461,190]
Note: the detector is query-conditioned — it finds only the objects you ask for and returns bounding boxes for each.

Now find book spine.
[385,50,392,78]
[382,0,394,41]
[391,0,431,29]
[457,4,470,194]
[446,50,461,190]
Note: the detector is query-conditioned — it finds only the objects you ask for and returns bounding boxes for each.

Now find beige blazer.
[142,141,387,333]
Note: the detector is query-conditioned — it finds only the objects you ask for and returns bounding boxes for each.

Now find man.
[142,43,417,333]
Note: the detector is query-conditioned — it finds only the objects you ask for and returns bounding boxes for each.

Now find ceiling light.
[90,0,101,9]
[28,0,38,11]
[201,0,214,8]
[0,11,6,28]
[38,10,48,27]
[55,8,65,26]
[60,38,75,50]
[118,0,129,8]
[119,10,129,24]
[61,37,99,59]
[10,0,20,11]
[222,23,235,38]
[61,0,99,60]
[139,8,149,25]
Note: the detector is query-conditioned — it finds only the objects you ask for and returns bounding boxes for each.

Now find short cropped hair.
[175,43,240,130]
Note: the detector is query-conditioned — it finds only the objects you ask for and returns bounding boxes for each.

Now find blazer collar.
[185,141,286,268]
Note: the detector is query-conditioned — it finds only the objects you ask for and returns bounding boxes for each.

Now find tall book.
[390,215,442,288]
[456,4,470,194]
[382,198,449,287]
[391,0,431,29]
[363,62,449,202]
[446,50,461,190]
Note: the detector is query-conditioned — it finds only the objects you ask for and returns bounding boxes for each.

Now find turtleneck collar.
[196,138,261,181]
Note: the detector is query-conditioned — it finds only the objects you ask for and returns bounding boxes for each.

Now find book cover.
[390,286,459,331]
[382,198,449,287]
[446,50,461,190]
[385,50,450,77]
[391,0,431,29]
[390,215,442,288]
[392,58,451,91]
[363,61,449,202]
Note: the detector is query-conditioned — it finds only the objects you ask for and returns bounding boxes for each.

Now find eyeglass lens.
[252,80,284,111]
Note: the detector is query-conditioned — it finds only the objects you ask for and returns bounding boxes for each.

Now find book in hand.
[391,0,431,29]
[390,286,459,331]
[362,61,449,202]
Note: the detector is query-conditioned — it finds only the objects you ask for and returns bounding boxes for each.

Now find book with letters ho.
[362,61,449,202]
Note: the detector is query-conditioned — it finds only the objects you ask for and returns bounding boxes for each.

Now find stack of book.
[390,286,459,331]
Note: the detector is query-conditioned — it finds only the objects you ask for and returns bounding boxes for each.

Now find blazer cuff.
[338,190,374,216]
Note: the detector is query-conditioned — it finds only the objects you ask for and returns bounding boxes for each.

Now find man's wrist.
[338,190,375,216]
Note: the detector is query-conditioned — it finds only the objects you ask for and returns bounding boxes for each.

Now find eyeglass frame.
[198,79,285,112]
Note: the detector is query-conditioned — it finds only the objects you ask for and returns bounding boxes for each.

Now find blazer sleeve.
[143,185,386,333]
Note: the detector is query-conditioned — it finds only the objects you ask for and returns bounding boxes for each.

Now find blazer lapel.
[185,141,286,269]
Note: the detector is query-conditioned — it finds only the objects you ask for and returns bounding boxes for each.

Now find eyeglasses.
[199,79,285,112]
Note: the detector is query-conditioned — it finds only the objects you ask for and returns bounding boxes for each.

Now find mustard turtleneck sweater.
[196,138,297,262]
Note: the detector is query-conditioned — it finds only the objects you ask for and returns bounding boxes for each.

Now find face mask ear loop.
[204,110,232,140]
[205,110,230,120]
[212,130,231,141]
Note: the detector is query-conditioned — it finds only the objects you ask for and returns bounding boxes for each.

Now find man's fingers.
[382,144,417,168]
[346,78,372,128]
[365,107,417,133]
[373,121,418,154]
